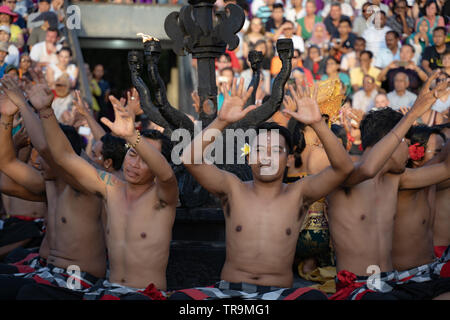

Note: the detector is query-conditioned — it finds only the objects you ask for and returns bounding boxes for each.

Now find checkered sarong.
[12,255,47,275]
[82,279,167,300]
[397,245,450,284]
[15,264,98,292]
[168,280,328,300]
[330,270,397,300]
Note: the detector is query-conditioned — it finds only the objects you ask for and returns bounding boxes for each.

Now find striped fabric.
[83,279,167,300]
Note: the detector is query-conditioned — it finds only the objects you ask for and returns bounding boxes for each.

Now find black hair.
[360,108,404,150]
[287,119,306,168]
[47,27,59,37]
[255,122,293,154]
[339,18,352,28]
[433,122,450,131]
[273,3,284,10]
[433,26,447,34]
[424,0,438,14]
[386,30,400,39]
[141,129,173,163]
[360,50,373,59]
[100,133,127,171]
[331,124,348,149]
[218,53,231,63]
[220,66,234,76]
[401,43,415,53]
[406,125,446,166]
[331,2,341,8]
[60,124,83,156]
[58,46,72,56]
[355,36,366,43]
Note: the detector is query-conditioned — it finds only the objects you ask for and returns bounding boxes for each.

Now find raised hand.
[0,75,28,108]
[126,88,143,116]
[73,90,91,118]
[217,77,255,124]
[282,83,322,125]
[23,69,54,111]
[12,125,30,150]
[411,70,449,117]
[100,95,136,139]
[0,87,19,116]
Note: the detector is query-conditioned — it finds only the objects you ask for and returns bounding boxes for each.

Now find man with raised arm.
[0,75,106,299]
[169,79,353,300]
[326,72,450,300]
[28,85,178,300]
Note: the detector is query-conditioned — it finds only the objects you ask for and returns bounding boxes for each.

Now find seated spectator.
[352,2,371,36]
[0,5,22,49]
[242,17,271,61]
[306,22,330,56]
[387,72,417,110]
[17,52,31,81]
[2,0,26,30]
[415,0,445,31]
[0,25,18,67]
[4,63,17,79]
[406,17,433,55]
[256,0,277,25]
[215,53,232,77]
[290,48,314,86]
[303,44,326,80]
[297,0,322,42]
[421,27,449,75]
[349,50,381,92]
[340,37,366,72]
[0,41,8,78]
[273,20,304,53]
[50,0,65,30]
[27,0,50,30]
[378,44,428,94]
[27,11,58,49]
[285,0,305,26]
[374,30,401,69]
[265,3,287,39]
[386,0,414,39]
[323,2,351,38]
[362,10,391,58]
[29,27,60,70]
[373,92,390,110]
[321,56,351,96]
[46,47,78,89]
[321,0,353,21]
[431,70,450,113]
[217,67,234,110]
[352,75,378,113]
[329,18,357,62]
[51,74,73,122]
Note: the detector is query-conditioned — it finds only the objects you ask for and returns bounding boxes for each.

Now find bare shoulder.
[307,147,330,174]
[96,169,124,189]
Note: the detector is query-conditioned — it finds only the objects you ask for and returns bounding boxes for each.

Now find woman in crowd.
[45,47,79,89]
[297,0,323,42]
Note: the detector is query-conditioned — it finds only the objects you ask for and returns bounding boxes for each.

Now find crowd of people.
[0,0,448,301]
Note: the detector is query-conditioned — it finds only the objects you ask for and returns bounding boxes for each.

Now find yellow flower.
[240,143,251,157]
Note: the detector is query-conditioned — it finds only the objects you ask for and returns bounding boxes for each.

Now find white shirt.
[29,41,61,66]
[280,35,305,53]
[51,94,73,122]
[49,63,78,83]
[322,3,354,18]
[432,95,450,113]
[374,46,401,69]
[387,90,417,110]
[5,44,19,67]
[362,26,391,58]
[285,8,306,24]
[352,89,378,113]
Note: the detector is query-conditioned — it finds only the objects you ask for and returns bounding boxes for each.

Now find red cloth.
[11,215,41,222]
[329,270,366,300]
[138,283,167,300]
[225,49,241,72]
[434,246,447,259]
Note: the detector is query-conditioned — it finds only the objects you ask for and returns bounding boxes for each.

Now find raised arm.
[181,79,255,197]
[0,96,45,196]
[101,96,178,205]
[344,71,450,186]
[0,173,46,202]
[283,84,354,205]
[72,90,106,141]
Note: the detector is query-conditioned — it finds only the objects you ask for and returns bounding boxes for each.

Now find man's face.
[38,1,50,12]
[3,0,16,11]
[363,76,375,92]
[360,53,371,68]
[93,65,104,79]
[400,45,414,62]
[395,0,407,16]
[419,134,445,166]
[272,8,284,22]
[330,5,341,20]
[394,73,408,92]
[442,54,450,68]
[433,30,445,46]
[375,94,389,108]
[123,138,161,185]
[249,131,288,183]
[362,4,371,20]
[216,56,231,72]
[354,39,365,52]
[385,33,397,50]
[45,31,58,44]
[338,21,350,36]
[91,140,104,168]
[283,23,294,37]
[0,30,9,42]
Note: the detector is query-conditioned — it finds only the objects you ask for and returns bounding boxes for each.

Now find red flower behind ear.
[409,143,425,161]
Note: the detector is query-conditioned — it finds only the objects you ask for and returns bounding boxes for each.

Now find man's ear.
[103,158,113,170]
[287,154,294,168]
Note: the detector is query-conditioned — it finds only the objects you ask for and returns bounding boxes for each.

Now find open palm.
[101,95,135,139]
[217,78,255,123]
[0,91,19,116]
[283,84,322,124]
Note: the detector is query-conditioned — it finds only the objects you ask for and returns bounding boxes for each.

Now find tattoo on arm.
[97,169,114,186]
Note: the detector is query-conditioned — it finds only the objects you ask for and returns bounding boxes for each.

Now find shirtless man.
[29,90,178,300]
[0,75,106,299]
[393,126,448,271]
[169,79,353,300]
[434,124,450,258]
[326,72,450,300]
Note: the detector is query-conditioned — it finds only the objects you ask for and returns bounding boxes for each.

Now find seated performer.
[21,91,178,300]
[0,75,105,299]
[169,78,354,300]
[326,72,450,300]
[392,125,450,299]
